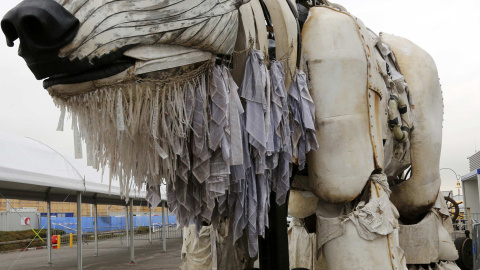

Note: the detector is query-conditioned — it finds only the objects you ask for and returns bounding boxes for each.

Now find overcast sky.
[0,0,478,194]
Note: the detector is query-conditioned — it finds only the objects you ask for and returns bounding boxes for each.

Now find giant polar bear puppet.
[2,0,460,269]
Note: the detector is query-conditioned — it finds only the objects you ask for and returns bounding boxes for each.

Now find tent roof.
[0,131,163,206]
[461,169,480,182]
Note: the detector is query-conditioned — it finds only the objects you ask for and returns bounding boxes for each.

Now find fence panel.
[40,215,181,244]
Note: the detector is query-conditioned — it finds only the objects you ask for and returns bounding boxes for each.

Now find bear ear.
[235,0,251,8]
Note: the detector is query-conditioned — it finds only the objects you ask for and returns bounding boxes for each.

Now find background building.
[461,151,480,220]
[0,199,159,217]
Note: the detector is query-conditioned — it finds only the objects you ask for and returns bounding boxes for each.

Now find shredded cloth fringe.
[54,49,318,257]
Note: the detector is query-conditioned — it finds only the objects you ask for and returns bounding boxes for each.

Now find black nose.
[1,0,79,53]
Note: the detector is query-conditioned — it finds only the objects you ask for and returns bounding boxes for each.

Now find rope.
[129,60,212,86]
[2,192,93,267]
[0,192,48,269]
[52,60,212,100]
[232,37,255,55]
[369,173,391,196]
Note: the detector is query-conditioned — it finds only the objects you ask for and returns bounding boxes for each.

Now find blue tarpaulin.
[40,213,74,217]
[40,215,177,233]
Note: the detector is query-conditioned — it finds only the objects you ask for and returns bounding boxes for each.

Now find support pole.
[129,199,135,265]
[467,207,473,232]
[125,206,129,247]
[258,191,290,270]
[162,201,166,252]
[94,202,98,256]
[77,192,82,270]
[47,198,52,266]
[148,206,152,244]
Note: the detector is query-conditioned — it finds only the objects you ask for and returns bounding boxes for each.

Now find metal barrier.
[453,219,468,232]
[472,213,480,224]
[140,224,182,240]
[53,224,182,246]
[452,230,467,241]
[473,223,480,270]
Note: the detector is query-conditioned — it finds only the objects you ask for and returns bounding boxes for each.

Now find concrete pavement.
[0,238,183,270]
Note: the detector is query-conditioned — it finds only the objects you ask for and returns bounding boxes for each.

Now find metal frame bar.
[77,192,82,270]
[162,201,166,252]
[47,198,52,266]
[125,206,129,247]
[94,201,98,256]
[148,206,152,244]
[129,199,135,264]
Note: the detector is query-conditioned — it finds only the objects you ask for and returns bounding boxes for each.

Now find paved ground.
[0,238,183,270]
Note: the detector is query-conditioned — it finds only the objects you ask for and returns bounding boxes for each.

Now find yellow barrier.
[57,235,61,249]
[70,233,73,247]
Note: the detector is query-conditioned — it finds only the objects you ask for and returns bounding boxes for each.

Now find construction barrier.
[40,215,177,234]
[51,235,57,249]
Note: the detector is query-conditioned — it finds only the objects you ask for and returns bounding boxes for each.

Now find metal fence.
[54,224,183,246]
[452,230,467,241]
[42,215,177,233]
[472,213,480,224]
[453,219,468,231]
[473,223,480,270]
[53,223,182,246]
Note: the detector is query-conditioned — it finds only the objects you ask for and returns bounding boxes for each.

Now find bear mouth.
[43,45,214,94]
[43,58,135,89]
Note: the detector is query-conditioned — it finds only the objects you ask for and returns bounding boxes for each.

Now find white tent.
[0,131,154,205]
[0,131,171,267]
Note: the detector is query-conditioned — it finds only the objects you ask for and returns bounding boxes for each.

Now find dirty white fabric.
[181,220,248,270]
[59,0,241,61]
[316,191,396,248]
[181,225,213,270]
[55,49,318,258]
[433,192,453,233]
[370,173,391,196]
[407,261,461,270]
[316,174,395,248]
[432,193,459,261]
[288,218,317,270]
